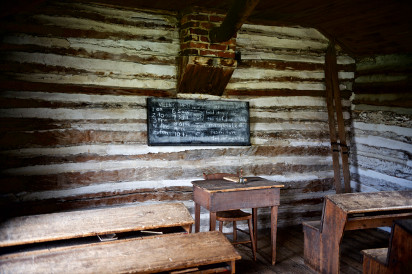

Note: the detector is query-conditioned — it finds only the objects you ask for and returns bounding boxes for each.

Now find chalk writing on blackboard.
[147,98,250,146]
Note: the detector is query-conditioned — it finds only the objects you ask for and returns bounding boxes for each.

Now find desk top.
[192,177,284,193]
[326,190,412,214]
[0,202,194,248]
[0,231,241,274]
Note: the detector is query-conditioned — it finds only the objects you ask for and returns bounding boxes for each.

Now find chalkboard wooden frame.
[147,97,250,146]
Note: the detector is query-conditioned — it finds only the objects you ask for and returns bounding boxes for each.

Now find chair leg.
[219,221,223,232]
[233,221,237,242]
[248,218,257,261]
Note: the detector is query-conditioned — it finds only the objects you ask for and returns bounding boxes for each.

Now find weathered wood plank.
[0,202,193,247]
[328,191,412,213]
[0,231,240,274]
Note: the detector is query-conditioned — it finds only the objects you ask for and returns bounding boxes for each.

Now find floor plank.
[232,225,390,273]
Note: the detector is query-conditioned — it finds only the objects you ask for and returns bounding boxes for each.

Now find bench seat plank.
[328,191,412,214]
[362,248,388,264]
[0,231,241,274]
[0,202,194,247]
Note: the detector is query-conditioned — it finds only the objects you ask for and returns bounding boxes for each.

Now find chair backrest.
[203,172,239,180]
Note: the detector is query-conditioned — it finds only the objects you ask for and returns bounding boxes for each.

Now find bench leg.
[303,224,321,272]
[363,253,390,274]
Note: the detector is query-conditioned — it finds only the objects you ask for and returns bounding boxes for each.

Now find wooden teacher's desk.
[303,190,412,273]
[192,177,284,265]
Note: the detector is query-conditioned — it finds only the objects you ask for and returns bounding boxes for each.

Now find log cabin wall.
[350,54,412,192]
[0,0,356,229]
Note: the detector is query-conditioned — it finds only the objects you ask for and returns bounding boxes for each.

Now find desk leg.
[210,212,217,231]
[230,260,235,274]
[195,203,200,233]
[271,206,279,265]
[252,208,258,249]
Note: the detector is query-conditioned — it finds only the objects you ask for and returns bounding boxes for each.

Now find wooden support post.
[325,42,351,193]
[210,0,260,43]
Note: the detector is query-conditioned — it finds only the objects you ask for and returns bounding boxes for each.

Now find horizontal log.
[1,145,331,169]
[0,79,175,96]
[0,162,333,193]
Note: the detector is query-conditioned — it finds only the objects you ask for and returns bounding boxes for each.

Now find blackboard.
[147,97,250,146]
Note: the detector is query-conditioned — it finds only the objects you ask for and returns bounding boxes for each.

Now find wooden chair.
[362,218,412,274]
[203,172,257,261]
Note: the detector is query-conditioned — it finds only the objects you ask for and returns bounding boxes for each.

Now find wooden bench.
[0,202,241,273]
[0,202,194,247]
[302,191,412,273]
[362,219,412,274]
[0,231,241,274]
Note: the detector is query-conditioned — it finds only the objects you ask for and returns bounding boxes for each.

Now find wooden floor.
[231,225,390,273]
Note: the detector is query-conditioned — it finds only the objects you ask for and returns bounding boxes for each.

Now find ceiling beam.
[209,0,260,43]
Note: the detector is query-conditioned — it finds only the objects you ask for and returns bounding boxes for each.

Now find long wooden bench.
[0,202,193,247]
[0,231,241,274]
[0,202,241,273]
[302,191,412,273]
[362,219,412,274]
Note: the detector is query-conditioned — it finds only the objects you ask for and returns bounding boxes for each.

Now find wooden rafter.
[209,0,260,43]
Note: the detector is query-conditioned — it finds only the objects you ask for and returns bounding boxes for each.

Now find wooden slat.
[327,43,351,193]
[324,43,342,194]
[192,177,284,193]
[327,191,412,213]
[0,231,241,274]
[0,202,193,247]
[345,212,412,231]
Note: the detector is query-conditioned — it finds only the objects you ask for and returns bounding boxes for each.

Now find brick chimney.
[178,8,237,96]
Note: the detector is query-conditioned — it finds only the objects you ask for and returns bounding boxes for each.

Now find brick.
[200,22,213,29]
[220,39,236,46]
[181,21,200,29]
[200,50,219,57]
[190,28,209,36]
[181,48,199,55]
[184,35,199,42]
[182,41,209,50]
[180,43,189,50]
[187,14,209,21]
[209,15,225,22]
[190,42,208,49]
[209,44,227,51]
[216,51,236,59]
[199,36,210,43]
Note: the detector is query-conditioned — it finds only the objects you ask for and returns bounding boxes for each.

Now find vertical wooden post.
[325,44,343,194]
[325,42,351,193]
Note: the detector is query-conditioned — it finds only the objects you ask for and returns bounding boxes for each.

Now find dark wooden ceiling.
[2,0,412,56]
[75,0,412,57]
